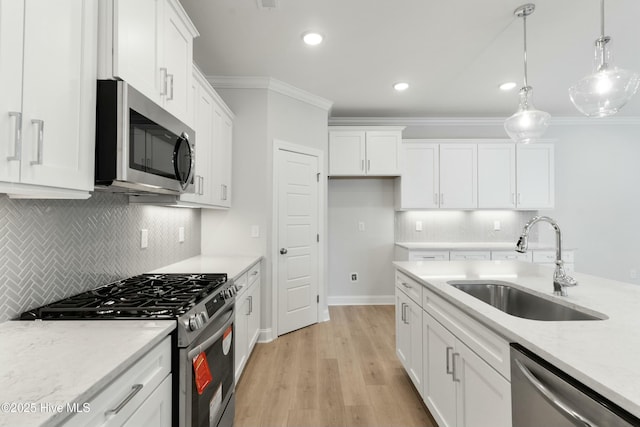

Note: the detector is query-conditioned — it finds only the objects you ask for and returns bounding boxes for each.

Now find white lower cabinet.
[395,268,512,427]
[234,261,261,381]
[63,336,172,427]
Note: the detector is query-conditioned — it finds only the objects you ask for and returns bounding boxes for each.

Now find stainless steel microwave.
[95,80,195,195]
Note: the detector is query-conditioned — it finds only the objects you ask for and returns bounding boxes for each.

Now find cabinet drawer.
[234,271,248,295]
[450,250,491,261]
[63,336,172,427]
[408,251,450,262]
[396,270,423,305]
[491,251,533,262]
[247,263,261,287]
[533,250,574,263]
[422,288,510,380]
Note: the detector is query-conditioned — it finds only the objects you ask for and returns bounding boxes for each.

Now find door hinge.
[317,234,319,243]
[316,173,320,182]
[317,295,319,303]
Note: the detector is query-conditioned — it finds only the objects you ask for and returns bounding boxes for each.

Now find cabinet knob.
[280,248,288,255]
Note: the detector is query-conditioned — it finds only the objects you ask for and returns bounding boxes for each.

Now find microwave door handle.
[514,359,599,427]
[187,309,234,359]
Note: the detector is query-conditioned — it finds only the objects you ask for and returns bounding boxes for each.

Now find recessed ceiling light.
[302,32,323,46]
[393,82,409,92]
[499,82,517,91]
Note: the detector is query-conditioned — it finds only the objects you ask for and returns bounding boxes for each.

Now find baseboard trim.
[258,328,274,343]
[328,295,394,306]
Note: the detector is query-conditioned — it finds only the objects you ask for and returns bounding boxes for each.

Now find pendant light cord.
[522,13,528,88]
[600,0,605,38]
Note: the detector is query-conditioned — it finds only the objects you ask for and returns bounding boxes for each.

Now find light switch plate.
[416,221,423,231]
[251,225,260,238]
[178,227,185,243]
[358,221,365,232]
[493,220,501,231]
[140,229,148,249]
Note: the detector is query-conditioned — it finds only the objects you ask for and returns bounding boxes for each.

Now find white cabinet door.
[424,312,457,427]
[397,143,439,209]
[329,130,366,175]
[396,290,411,369]
[439,144,477,209]
[122,375,172,427]
[516,144,554,209]
[214,108,233,207]
[366,131,400,175]
[180,70,213,205]
[161,0,193,125]
[0,0,23,183]
[111,0,163,105]
[247,279,261,352]
[234,291,249,382]
[455,343,511,427]
[478,143,516,209]
[18,0,96,191]
[407,296,423,395]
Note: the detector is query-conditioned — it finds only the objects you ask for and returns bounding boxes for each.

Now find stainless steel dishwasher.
[511,344,640,427]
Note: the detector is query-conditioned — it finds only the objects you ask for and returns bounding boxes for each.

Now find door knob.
[280,248,288,255]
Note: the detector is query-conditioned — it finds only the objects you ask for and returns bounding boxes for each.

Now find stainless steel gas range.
[20,273,239,427]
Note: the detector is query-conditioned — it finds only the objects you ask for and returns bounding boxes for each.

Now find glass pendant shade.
[569,38,640,117]
[504,86,551,144]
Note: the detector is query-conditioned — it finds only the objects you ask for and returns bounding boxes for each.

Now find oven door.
[181,308,235,427]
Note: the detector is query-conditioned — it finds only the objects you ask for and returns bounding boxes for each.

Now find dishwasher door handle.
[514,359,599,427]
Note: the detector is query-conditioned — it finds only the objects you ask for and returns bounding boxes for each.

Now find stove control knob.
[189,314,203,331]
[198,311,208,324]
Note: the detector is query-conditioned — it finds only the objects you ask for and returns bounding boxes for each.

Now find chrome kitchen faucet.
[516,216,578,296]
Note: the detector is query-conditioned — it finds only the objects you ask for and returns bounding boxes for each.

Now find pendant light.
[504,4,550,144]
[569,0,640,117]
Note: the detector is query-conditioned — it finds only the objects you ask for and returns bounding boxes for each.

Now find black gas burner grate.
[20,273,227,320]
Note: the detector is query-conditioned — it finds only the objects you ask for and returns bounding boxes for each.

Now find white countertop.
[393,260,640,417]
[395,241,574,251]
[151,255,262,280]
[0,320,175,427]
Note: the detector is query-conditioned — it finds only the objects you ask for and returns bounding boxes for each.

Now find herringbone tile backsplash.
[0,192,201,321]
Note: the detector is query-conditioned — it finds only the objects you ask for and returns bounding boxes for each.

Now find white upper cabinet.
[478,142,555,209]
[478,143,517,208]
[398,139,554,210]
[179,67,234,208]
[0,0,97,198]
[439,144,477,209]
[516,143,555,209]
[99,0,199,126]
[396,143,439,209]
[328,127,404,176]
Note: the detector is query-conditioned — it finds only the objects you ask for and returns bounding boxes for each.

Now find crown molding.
[328,116,640,127]
[206,76,333,111]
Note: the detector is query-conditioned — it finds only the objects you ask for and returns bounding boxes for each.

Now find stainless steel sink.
[448,280,605,321]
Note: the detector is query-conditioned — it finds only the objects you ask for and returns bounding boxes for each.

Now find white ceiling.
[180,0,640,118]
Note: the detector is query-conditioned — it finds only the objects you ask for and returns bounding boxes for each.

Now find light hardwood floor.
[235,305,437,427]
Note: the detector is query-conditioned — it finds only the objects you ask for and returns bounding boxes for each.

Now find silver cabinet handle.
[7,112,21,161]
[30,119,44,165]
[434,193,438,205]
[361,159,365,171]
[367,159,371,171]
[403,303,409,324]
[160,68,168,96]
[512,192,516,206]
[246,295,252,315]
[280,248,288,255]
[452,352,460,382]
[446,346,454,374]
[517,193,522,204]
[440,193,444,205]
[249,295,253,314]
[167,73,174,100]
[514,359,597,427]
[105,384,143,416]
[250,270,259,276]
[221,184,228,201]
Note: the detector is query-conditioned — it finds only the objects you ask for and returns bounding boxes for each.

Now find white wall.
[328,179,396,303]
[201,85,329,337]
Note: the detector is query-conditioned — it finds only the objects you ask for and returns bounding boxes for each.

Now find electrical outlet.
[350,272,358,282]
[178,227,185,243]
[493,220,501,231]
[140,229,148,249]
[415,221,423,231]
[358,221,365,232]
[251,225,260,238]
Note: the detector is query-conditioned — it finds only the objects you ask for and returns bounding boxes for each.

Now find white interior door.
[277,148,319,335]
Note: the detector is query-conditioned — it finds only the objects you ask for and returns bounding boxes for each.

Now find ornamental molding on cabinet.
[328,116,640,127]
[206,75,334,111]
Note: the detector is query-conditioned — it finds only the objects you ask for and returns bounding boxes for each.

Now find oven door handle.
[187,309,234,359]
[514,359,599,427]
